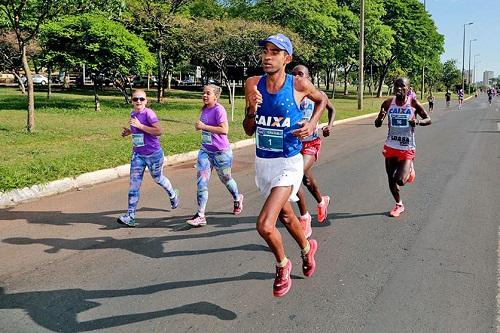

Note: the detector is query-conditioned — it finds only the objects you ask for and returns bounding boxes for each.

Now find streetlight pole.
[473,54,480,87]
[462,22,473,92]
[357,0,365,110]
[468,38,477,95]
[421,0,426,100]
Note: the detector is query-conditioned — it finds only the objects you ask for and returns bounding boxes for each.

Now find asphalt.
[1,94,498,333]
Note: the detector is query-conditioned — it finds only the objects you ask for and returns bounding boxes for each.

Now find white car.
[21,74,49,85]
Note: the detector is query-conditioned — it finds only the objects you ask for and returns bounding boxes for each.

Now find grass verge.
[0,86,380,192]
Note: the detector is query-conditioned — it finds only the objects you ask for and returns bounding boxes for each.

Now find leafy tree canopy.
[40,13,154,76]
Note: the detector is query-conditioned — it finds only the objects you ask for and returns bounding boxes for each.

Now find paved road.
[1,96,499,332]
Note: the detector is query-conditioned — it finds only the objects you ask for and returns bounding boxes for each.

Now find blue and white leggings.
[196,147,239,215]
[127,149,175,217]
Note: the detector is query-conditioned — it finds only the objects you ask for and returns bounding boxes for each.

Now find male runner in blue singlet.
[243,34,326,297]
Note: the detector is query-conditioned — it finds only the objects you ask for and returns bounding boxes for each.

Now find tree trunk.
[330,68,338,99]
[325,69,331,92]
[376,65,389,98]
[156,46,164,103]
[47,67,52,99]
[114,74,130,104]
[343,66,351,95]
[167,71,172,90]
[13,70,26,95]
[93,81,101,112]
[21,45,35,132]
[221,71,233,106]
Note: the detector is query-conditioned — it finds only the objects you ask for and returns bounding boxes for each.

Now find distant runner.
[374,77,431,217]
[291,64,335,238]
[427,94,435,112]
[458,88,464,109]
[445,90,451,107]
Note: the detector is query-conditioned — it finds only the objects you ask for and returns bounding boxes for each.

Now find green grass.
[0,86,380,192]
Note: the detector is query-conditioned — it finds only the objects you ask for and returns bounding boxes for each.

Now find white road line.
[497,225,500,332]
[497,122,500,131]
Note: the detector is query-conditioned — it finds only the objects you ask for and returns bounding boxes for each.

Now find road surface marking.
[497,225,500,332]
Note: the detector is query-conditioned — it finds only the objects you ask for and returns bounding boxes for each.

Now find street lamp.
[473,54,480,86]
[357,0,365,110]
[468,38,477,94]
[462,22,473,91]
[421,0,426,100]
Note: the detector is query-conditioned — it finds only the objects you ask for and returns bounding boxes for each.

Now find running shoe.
[170,189,180,209]
[186,213,207,227]
[299,212,312,238]
[407,164,415,184]
[233,194,244,215]
[117,214,136,227]
[302,239,318,277]
[273,260,292,297]
[389,203,405,217]
[317,195,331,223]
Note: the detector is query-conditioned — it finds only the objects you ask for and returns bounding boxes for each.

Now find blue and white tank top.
[385,96,416,150]
[300,97,319,142]
[255,74,302,158]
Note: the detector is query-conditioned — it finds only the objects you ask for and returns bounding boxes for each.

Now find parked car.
[183,78,195,85]
[21,74,49,85]
[132,75,157,87]
[170,78,182,86]
[92,74,113,86]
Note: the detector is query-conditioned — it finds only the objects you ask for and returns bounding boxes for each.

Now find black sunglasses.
[132,97,146,102]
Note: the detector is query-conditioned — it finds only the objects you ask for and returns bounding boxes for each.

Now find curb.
[0,113,379,208]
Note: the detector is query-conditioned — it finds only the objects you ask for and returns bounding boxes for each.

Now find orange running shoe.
[302,239,318,277]
[389,203,405,217]
[273,260,292,297]
[317,195,331,223]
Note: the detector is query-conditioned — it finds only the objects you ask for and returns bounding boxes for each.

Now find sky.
[426,0,500,82]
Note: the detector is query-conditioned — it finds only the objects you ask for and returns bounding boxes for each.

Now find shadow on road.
[3,234,268,258]
[314,212,388,227]
[0,207,253,230]
[2,214,268,258]
[0,271,277,332]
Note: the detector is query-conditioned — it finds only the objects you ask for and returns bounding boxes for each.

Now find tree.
[0,29,40,94]
[375,0,444,97]
[0,0,125,131]
[186,18,311,106]
[0,0,62,131]
[40,14,155,111]
[123,0,193,103]
[441,59,461,91]
[249,0,338,68]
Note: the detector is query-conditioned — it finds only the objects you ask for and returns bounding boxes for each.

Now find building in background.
[464,70,473,84]
[483,71,494,86]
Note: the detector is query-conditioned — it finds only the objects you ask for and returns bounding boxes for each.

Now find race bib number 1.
[256,127,283,152]
[132,133,145,147]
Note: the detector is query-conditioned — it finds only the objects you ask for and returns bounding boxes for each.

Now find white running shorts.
[255,153,303,202]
